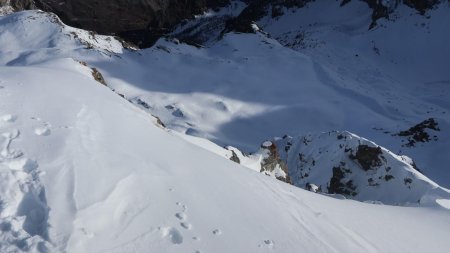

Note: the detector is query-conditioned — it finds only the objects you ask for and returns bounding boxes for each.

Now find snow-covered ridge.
[0,10,124,66]
[263,131,450,205]
[180,129,450,205]
[0,8,450,253]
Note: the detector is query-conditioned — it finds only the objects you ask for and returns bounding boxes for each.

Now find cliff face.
[33,0,205,33]
[1,0,443,47]
[33,0,209,47]
[0,0,228,47]
[0,0,36,10]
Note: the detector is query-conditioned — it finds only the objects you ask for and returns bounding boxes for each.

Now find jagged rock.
[229,150,241,164]
[263,131,449,205]
[0,0,36,10]
[328,166,357,196]
[404,0,440,14]
[349,145,384,171]
[91,68,107,86]
[397,118,440,147]
[258,141,291,183]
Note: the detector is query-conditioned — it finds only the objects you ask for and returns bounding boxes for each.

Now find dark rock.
[154,116,166,128]
[349,145,383,171]
[404,177,413,187]
[328,166,357,196]
[397,118,440,147]
[404,0,440,14]
[0,0,36,10]
[229,150,241,164]
[133,98,152,110]
[91,67,107,86]
[305,182,321,192]
[224,0,311,34]
[260,141,291,184]
[346,0,441,29]
[384,174,394,181]
[12,0,231,48]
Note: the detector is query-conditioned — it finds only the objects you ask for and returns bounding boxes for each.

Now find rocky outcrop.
[33,0,209,47]
[0,0,36,10]
[260,131,449,205]
[258,141,291,183]
[224,0,311,33]
[344,0,442,28]
[225,0,443,33]
[397,118,440,147]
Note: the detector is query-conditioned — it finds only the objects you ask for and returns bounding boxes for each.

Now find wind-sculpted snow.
[0,10,124,66]
[0,57,450,253]
[0,7,450,253]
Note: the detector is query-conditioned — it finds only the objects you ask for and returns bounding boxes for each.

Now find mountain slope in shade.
[0,56,450,253]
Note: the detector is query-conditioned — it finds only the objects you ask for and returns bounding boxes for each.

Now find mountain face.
[0,0,35,10]
[1,0,444,47]
[258,131,449,205]
[1,0,230,47]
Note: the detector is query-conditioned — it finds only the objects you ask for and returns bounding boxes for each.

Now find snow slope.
[1,8,450,253]
[258,0,450,186]
[1,55,450,253]
[1,6,448,188]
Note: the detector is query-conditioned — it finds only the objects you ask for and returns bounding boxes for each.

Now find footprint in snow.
[81,228,95,238]
[34,126,51,136]
[160,227,183,245]
[1,114,16,123]
[212,229,222,235]
[6,157,38,172]
[180,222,192,230]
[259,239,275,249]
[30,117,52,136]
[0,128,49,240]
[175,212,187,221]
[176,202,188,212]
[1,130,23,159]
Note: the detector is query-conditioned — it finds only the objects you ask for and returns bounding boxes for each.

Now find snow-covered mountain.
[1,2,450,252]
[137,0,450,187]
[263,131,450,205]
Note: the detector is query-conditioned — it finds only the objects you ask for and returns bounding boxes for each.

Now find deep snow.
[0,4,450,253]
[1,57,450,253]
